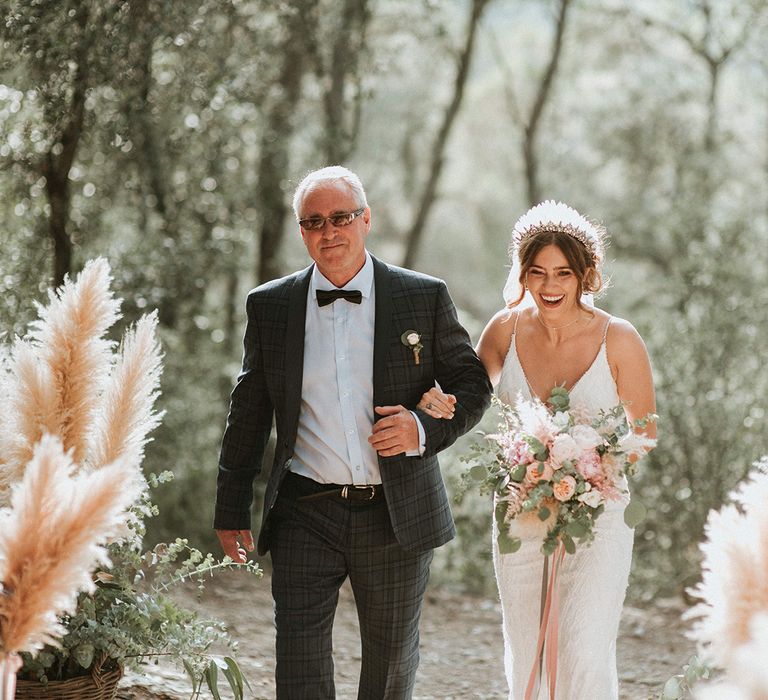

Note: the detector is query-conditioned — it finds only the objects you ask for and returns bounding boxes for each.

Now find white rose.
[552,411,570,431]
[570,425,603,451]
[577,489,603,508]
[550,434,580,465]
[406,332,420,345]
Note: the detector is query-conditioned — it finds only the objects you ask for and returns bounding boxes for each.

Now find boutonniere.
[400,330,423,366]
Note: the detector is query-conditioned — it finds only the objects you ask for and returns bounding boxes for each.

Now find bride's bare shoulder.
[605,315,649,357]
[478,308,519,383]
[481,308,518,345]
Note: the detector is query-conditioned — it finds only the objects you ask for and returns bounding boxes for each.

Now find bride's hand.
[417,387,457,420]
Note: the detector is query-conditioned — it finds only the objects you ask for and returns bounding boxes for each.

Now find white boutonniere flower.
[400,330,423,366]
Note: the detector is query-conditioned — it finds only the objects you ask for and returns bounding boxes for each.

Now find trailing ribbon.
[524,542,566,700]
[0,653,21,700]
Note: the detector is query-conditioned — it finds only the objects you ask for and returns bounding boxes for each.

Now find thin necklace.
[535,312,584,331]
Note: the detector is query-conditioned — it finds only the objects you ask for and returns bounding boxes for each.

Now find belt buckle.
[341,485,375,501]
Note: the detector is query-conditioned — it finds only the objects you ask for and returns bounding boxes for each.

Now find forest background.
[1,0,767,603]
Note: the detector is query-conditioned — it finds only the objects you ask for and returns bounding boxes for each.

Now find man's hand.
[216,529,254,564]
[369,405,419,456]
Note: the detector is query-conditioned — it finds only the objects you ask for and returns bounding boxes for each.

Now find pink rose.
[575,450,602,482]
[553,475,577,502]
[505,437,534,466]
[526,461,554,484]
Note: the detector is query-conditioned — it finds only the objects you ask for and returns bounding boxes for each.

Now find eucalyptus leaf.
[72,643,95,669]
[562,535,576,555]
[182,658,198,691]
[565,521,587,538]
[469,464,487,481]
[205,661,222,700]
[661,676,682,699]
[497,532,522,554]
[510,465,527,481]
[624,500,647,528]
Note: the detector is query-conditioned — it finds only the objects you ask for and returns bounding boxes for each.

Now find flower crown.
[511,200,604,265]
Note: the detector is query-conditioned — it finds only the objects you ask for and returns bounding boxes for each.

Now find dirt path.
[117,569,694,700]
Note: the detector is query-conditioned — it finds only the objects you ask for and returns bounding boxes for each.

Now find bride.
[418,201,656,699]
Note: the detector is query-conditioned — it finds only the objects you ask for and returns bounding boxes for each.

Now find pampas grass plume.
[0,343,58,501]
[687,463,768,673]
[90,311,164,472]
[0,435,139,655]
[29,258,120,465]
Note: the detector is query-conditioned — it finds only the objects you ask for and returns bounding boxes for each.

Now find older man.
[215,166,491,699]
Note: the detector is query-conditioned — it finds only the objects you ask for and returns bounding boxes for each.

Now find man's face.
[298,181,371,287]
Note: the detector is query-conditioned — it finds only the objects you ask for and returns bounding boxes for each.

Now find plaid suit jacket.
[215,255,492,555]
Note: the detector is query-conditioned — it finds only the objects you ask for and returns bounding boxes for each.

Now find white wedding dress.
[494,316,634,700]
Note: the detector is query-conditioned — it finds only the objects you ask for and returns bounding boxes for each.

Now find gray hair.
[292,166,368,218]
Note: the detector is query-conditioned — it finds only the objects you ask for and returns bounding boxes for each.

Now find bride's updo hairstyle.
[503,200,607,309]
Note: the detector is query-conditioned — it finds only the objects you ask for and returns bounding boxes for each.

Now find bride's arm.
[607,319,657,443]
[477,309,515,387]
[417,309,513,420]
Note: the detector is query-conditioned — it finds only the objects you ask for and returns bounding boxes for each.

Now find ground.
[116,569,695,700]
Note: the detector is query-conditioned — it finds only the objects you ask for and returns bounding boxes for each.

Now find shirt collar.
[311,251,374,298]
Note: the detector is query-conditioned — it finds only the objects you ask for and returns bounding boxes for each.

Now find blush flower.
[505,437,534,466]
[550,434,580,466]
[526,461,554,484]
[575,450,602,482]
[553,475,577,502]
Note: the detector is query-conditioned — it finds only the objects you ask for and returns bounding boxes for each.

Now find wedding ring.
[426,402,433,410]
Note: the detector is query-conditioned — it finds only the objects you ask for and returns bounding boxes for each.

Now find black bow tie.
[316,289,363,307]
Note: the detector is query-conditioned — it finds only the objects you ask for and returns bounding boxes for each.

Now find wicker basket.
[14,657,122,700]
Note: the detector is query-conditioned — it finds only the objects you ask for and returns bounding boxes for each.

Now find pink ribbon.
[1,653,21,700]
[524,542,566,700]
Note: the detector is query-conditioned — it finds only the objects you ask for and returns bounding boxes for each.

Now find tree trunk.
[523,0,572,206]
[45,159,73,287]
[255,1,319,284]
[401,0,490,269]
[40,5,90,288]
[319,0,371,163]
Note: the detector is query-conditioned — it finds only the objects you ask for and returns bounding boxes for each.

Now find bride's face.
[526,244,580,315]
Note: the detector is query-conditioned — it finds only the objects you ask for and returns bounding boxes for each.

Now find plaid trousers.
[269,472,433,700]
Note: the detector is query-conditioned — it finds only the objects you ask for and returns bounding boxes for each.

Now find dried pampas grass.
[90,311,164,471]
[0,343,57,499]
[27,257,120,465]
[0,257,162,509]
[687,460,768,683]
[0,435,139,655]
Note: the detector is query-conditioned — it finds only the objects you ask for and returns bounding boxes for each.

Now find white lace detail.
[494,317,632,700]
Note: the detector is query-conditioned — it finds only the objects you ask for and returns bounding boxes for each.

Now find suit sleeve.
[417,281,492,456]
[214,293,274,530]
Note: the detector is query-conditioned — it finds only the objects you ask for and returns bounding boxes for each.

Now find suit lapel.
[372,255,392,408]
[284,266,312,440]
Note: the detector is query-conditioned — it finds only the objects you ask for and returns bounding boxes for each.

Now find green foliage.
[19,474,261,699]
[659,655,711,699]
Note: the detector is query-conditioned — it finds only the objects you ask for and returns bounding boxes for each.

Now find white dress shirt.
[290,253,424,486]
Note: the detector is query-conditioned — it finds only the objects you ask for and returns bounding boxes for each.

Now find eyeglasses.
[298,208,365,231]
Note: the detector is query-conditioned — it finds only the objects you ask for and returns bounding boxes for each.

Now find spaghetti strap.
[512,310,521,336]
[602,316,612,344]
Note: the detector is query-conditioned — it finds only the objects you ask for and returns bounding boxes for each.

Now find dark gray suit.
[215,255,491,698]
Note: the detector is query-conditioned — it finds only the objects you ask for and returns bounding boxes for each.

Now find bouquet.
[467,386,656,557]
